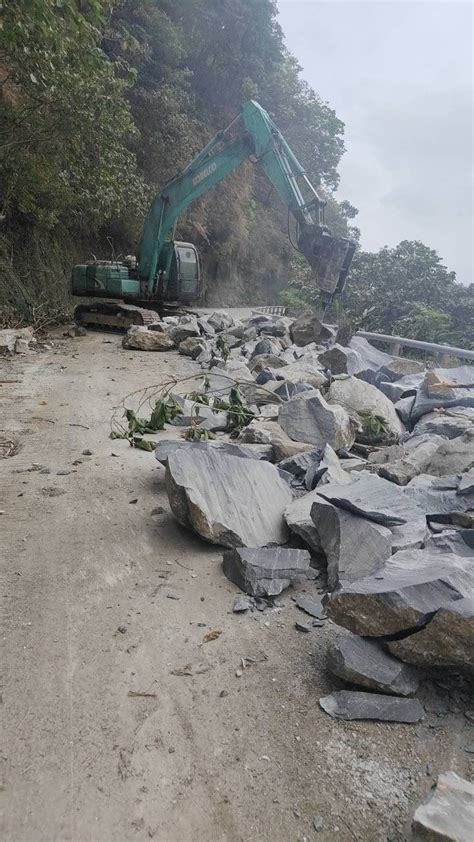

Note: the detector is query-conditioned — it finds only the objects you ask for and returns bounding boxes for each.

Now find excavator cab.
[158,241,201,303]
[297,224,356,308]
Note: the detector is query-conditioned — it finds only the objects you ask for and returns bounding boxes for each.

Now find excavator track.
[74,301,161,332]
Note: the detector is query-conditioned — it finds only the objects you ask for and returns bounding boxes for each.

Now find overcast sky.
[277,0,473,285]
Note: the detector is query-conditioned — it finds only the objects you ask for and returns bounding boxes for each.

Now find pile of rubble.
[0,326,39,355]
[137,310,472,719]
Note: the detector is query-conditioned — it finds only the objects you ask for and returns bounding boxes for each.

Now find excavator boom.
[72,100,355,326]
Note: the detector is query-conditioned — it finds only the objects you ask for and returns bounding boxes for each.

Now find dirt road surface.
[1,330,471,841]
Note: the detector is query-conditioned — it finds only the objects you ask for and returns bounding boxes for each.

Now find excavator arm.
[138,100,355,311]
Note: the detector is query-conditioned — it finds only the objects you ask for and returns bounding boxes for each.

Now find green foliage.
[357,410,389,439]
[183,426,216,441]
[216,334,231,361]
[341,241,473,349]
[110,399,182,448]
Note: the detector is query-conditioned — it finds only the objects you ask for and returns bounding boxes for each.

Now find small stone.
[327,634,419,696]
[295,593,326,619]
[233,595,253,613]
[295,621,312,633]
[223,547,310,597]
[82,449,93,456]
[312,815,324,832]
[117,625,127,634]
[219,690,229,698]
[56,470,70,475]
[168,746,175,754]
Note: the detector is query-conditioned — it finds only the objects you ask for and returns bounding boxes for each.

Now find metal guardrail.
[356,330,474,363]
[253,306,286,315]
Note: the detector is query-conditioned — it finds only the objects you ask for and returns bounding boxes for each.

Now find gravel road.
[1,330,471,842]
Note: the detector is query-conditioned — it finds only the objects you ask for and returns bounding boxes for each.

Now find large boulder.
[168,321,201,344]
[166,448,292,547]
[412,771,474,842]
[310,496,392,590]
[155,439,273,467]
[318,344,364,376]
[306,443,352,489]
[248,353,287,373]
[328,549,474,638]
[122,325,175,351]
[290,313,337,347]
[222,547,310,596]
[271,360,327,389]
[207,311,234,332]
[327,377,404,443]
[388,597,474,671]
[327,634,419,695]
[278,390,356,450]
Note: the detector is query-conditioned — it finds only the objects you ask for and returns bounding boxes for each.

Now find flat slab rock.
[327,634,419,696]
[166,448,292,548]
[155,439,271,466]
[328,549,474,638]
[223,547,310,596]
[284,489,326,553]
[319,690,424,723]
[318,471,426,527]
[327,376,404,442]
[412,771,474,842]
[388,597,474,671]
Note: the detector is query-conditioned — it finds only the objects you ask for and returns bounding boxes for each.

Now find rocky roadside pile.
[133,311,472,720]
[0,326,41,354]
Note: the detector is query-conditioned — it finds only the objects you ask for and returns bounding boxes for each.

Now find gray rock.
[155,439,273,467]
[273,381,314,401]
[290,314,337,347]
[424,431,474,476]
[327,377,404,443]
[295,593,326,619]
[168,322,201,344]
[404,474,474,518]
[310,496,392,590]
[395,395,416,425]
[410,367,474,423]
[169,394,228,431]
[388,597,474,671]
[249,353,287,373]
[166,448,292,547]
[238,420,314,461]
[327,634,419,695]
[413,407,474,439]
[284,489,326,554]
[223,547,310,596]
[279,390,356,450]
[348,335,396,369]
[207,311,234,332]
[328,549,474,637]
[375,434,447,486]
[318,472,425,527]
[318,344,364,375]
[259,320,289,338]
[319,691,424,722]
[271,360,327,389]
[307,443,352,489]
[412,771,474,842]
[423,530,474,556]
[251,338,281,358]
[233,595,254,612]
[178,336,209,358]
[278,450,321,478]
[295,621,312,632]
[122,325,175,351]
[458,467,474,495]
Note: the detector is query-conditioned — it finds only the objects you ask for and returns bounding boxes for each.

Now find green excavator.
[72,100,355,329]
